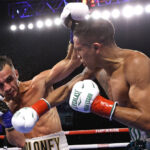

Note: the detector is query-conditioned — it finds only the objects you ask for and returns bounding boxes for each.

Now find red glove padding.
[91,96,115,120]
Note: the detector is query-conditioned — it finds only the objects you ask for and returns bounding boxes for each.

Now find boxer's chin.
[5,91,17,101]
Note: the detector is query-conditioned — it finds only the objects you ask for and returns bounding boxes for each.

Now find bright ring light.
[10,25,17,31]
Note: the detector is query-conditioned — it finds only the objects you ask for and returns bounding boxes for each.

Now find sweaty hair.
[74,18,115,46]
[0,56,14,71]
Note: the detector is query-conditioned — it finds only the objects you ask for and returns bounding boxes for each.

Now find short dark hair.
[74,18,115,46]
[0,56,14,71]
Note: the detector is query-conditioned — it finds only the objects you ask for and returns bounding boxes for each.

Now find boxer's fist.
[0,100,10,116]
[60,2,89,28]
[12,107,39,133]
[0,100,13,129]
[69,80,99,113]
[12,98,50,133]
[69,80,116,120]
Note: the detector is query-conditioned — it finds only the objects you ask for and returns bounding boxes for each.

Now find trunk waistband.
[24,131,69,150]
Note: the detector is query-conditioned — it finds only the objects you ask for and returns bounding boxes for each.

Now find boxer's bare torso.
[6,78,62,138]
[94,50,131,107]
[94,49,149,107]
[93,49,150,139]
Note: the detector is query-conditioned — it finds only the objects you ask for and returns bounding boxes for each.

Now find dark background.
[0,0,150,149]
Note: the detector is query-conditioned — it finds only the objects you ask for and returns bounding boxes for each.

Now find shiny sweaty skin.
[0,66,62,138]
[73,34,150,138]
[0,68,61,144]
[0,43,81,147]
[9,79,61,138]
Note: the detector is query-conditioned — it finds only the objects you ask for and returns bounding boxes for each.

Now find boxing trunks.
[127,128,150,150]
[24,131,69,150]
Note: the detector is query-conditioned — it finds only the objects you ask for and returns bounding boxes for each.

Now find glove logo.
[77,99,81,106]
[84,93,93,111]
[71,89,81,110]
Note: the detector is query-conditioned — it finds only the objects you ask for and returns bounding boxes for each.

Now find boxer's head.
[73,18,115,69]
[74,18,115,46]
[0,56,19,100]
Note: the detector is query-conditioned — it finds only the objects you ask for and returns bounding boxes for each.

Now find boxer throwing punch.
[68,15,150,149]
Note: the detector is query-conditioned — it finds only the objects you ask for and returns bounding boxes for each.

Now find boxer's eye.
[6,76,13,83]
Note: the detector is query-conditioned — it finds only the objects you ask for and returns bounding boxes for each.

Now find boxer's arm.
[5,130,25,148]
[32,43,81,87]
[45,43,81,85]
[0,101,25,147]
[113,55,150,130]
[12,72,87,133]
[42,69,94,107]
[33,3,90,86]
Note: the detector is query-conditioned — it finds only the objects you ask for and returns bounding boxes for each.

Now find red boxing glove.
[91,96,117,120]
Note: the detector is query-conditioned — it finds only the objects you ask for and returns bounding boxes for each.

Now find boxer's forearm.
[45,44,81,86]
[6,129,25,147]
[113,106,150,131]
[46,73,82,106]
[46,71,92,107]
[65,43,74,59]
[46,84,71,107]
[46,59,80,85]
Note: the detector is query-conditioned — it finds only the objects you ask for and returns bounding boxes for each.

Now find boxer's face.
[74,36,97,70]
[0,64,19,100]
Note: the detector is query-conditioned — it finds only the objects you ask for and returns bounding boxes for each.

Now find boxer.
[69,18,150,149]
[0,2,89,149]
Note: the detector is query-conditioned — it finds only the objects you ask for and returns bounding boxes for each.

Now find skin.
[5,23,150,147]
[0,43,81,148]
[73,35,150,131]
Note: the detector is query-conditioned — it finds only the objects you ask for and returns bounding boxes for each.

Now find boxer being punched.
[0,42,80,149]
[0,3,89,150]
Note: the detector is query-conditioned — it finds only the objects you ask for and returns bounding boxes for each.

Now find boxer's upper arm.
[112,55,150,130]
[126,55,150,103]
[125,55,150,128]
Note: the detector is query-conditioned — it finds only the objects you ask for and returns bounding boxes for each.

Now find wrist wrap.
[31,98,51,117]
[91,95,117,120]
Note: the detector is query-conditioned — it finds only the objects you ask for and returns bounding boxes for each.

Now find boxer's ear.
[93,43,102,54]
[15,69,19,79]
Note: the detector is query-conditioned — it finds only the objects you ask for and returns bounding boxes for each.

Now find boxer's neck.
[97,45,124,75]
